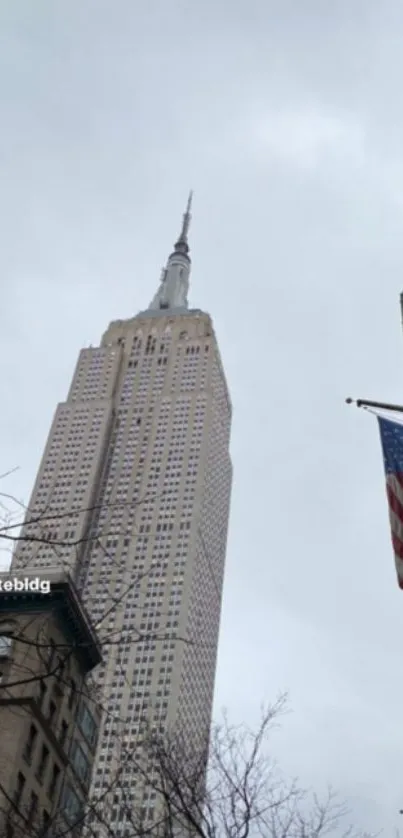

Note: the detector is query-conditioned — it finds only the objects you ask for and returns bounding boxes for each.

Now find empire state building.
[11,195,233,832]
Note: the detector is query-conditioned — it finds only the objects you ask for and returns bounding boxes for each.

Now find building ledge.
[0,570,102,672]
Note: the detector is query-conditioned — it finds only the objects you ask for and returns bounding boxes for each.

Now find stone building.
[0,569,101,837]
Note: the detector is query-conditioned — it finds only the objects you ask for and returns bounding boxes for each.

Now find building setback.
[11,196,233,834]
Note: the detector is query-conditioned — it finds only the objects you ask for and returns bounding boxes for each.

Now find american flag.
[378,415,403,589]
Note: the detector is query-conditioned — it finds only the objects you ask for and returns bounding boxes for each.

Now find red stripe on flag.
[392,532,403,561]
[387,484,403,523]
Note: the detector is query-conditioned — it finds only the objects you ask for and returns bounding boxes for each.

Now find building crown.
[148,192,193,312]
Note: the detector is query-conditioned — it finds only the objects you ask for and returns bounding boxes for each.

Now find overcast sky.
[3,1,403,834]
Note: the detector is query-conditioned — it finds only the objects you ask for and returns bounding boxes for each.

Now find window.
[61,782,83,825]
[56,654,66,676]
[70,740,91,788]
[47,639,56,672]
[0,636,12,657]
[38,680,47,710]
[14,772,25,807]
[48,763,61,801]
[41,810,50,833]
[77,704,97,748]
[68,678,76,710]
[59,719,69,747]
[23,724,38,765]
[27,791,38,826]
[36,745,49,783]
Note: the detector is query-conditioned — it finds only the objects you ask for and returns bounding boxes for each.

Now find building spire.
[173,190,193,256]
[148,192,193,312]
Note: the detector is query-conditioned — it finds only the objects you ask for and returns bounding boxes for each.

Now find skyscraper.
[11,195,233,832]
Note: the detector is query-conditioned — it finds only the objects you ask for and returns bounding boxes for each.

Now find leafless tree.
[72,696,371,838]
[0,480,372,838]
[0,678,372,838]
[109,695,371,838]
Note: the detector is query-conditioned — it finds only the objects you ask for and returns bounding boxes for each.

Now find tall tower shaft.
[11,198,233,832]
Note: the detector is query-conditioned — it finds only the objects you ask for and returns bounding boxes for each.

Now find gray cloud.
[2,1,403,833]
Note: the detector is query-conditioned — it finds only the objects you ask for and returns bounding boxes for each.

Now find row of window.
[13,771,51,833]
[22,724,61,798]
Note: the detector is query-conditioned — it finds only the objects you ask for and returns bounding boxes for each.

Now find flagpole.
[346,397,403,413]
